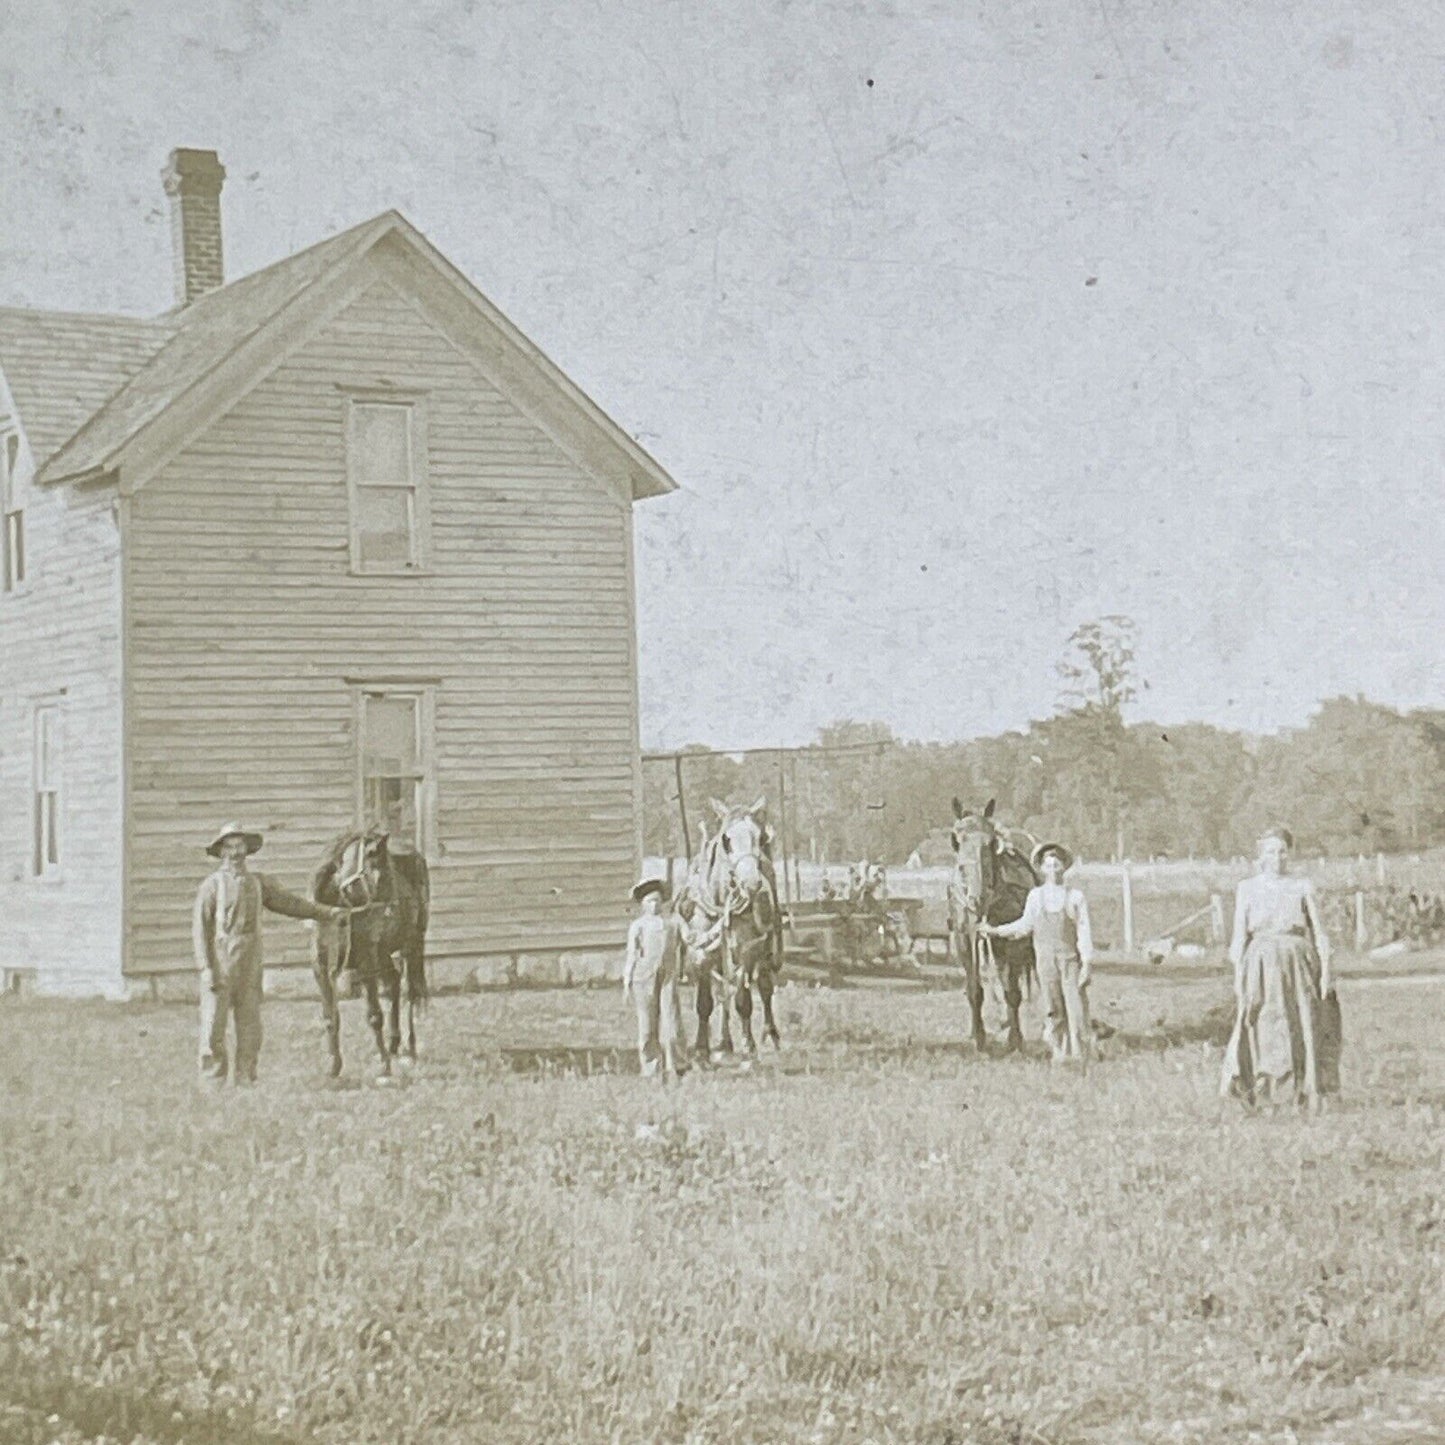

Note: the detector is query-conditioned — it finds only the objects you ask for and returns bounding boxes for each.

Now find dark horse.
[948,798,1038,1051]
[681,798,784,1060]
[311,828,430,1078]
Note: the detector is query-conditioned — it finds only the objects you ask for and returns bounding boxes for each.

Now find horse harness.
[685,832,778,987]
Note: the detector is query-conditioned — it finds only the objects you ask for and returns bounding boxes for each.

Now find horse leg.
[759,969,781,1048]
[386,956,403,1057]
[1003,946,1024,1053]
[313,942,342,1078]
[959,929,986,1049]
[404,936,421,1061]
[364,976,391,1078]
[717,973,735,1056]
[694,966,713,1063]
[736,981,757,1056]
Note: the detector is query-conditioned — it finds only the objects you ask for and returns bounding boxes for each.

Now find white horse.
[680,798,784,1060]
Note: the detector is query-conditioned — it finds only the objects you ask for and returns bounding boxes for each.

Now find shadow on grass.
[1100,1001,1236,1055]
[0,1361,307,1445]
[494,1007,1239,1078]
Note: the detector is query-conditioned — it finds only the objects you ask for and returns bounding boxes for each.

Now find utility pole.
[674,754,692,864]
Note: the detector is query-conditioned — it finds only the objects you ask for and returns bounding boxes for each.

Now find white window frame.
[2,431,24,595]
[344,395,431,576]
[32,701,63,881]
[351,684,438,858]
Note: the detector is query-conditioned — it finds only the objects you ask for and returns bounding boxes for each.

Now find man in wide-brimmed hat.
[983,841,1095,1064]
[193,822,347,1085]
[623,876,690,1081]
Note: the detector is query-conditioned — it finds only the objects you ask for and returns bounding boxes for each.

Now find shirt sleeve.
[1072,890,1094,965]
[1301,880,1331,971]
[193,877,219,975]
[259,873,333,922]
[992,888,1039,940]
[1227,883,1249,969]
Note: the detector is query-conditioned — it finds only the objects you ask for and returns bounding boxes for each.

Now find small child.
[623,878,689,1080]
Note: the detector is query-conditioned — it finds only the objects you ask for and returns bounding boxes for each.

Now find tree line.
[642,619,1445,865]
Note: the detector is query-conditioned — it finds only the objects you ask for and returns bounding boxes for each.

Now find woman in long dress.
[1222,826,1338,1109]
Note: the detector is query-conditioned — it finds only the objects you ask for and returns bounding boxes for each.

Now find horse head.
[336,827,390,909]
[950,796,1000,919]
[710,796,769,897]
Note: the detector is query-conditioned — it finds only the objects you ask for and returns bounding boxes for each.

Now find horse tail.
[391,851,431,1006]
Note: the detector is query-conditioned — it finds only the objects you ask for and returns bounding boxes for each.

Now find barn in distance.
[0,148,675,998]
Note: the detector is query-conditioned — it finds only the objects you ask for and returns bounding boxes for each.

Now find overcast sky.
[3,0,1441,750]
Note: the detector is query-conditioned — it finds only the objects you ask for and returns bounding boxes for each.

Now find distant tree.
[1057,615,1140,716]
[1247,698,1445,855]
[1048,616,1146,860]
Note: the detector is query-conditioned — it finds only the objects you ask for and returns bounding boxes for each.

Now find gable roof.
[5,211,677,502]
[0,308,172,466]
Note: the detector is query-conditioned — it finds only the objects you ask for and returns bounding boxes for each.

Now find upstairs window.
[33,703,62,878]
[346,399,429,574]
[2,433,23,593]
[356,686,436,853]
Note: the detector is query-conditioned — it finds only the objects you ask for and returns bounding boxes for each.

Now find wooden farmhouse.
[0,148,675,998]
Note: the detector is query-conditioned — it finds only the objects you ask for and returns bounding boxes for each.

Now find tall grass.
[2,971,1443,1443]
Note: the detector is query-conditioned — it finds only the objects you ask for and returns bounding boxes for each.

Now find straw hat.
[630,877,666,904]
[206,822,263,857]
[1030,841,1074,873]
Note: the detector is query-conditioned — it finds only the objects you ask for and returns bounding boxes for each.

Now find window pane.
[34,789,59,874]
[45,792,60,867]
[352,404,412,485]
[355,488,414,569]
[8,511,24,587]
[363,776,419,845]
[363,695,418,776]
[36,709,59,788]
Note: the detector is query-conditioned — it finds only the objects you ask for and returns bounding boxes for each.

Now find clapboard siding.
[124,277,643,974]
[0,447,124,996]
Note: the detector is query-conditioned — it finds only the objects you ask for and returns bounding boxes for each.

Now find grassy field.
[2,964,1444,1444]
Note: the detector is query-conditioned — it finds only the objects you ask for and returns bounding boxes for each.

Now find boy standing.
[984,842,1094,1063]
[623,878,689,1080]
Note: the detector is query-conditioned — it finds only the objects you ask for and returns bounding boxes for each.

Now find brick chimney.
[161,148,226,305]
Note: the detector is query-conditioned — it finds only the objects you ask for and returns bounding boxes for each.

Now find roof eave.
[35,461,117,489]
[630,469,677,502]
[375,217,683,505]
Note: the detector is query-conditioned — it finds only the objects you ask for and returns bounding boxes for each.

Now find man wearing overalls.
[985,842,1095,1063]
[192,822,346,1084]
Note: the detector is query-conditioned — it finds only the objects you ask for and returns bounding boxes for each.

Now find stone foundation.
[124,948,626,1003]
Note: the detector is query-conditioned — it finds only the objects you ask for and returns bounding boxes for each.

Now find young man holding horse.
[193,822,347,1085]
[624,877,690,1080]
[983,843,1095,1064]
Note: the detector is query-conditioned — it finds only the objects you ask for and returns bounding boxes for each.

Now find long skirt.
[1221,934,1340,1104]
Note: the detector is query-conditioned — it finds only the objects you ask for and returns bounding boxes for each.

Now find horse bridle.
[953,823,999,924]
[686,822,773,984]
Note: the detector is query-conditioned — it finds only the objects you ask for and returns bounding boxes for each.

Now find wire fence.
[645,850,1445,957]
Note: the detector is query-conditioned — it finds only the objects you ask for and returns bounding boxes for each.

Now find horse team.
[299,795,1056,1081]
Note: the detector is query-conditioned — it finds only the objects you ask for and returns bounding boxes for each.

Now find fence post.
[1376,852,1386,886]
[1209,893,1225,944]
[1121,863,1135,955]
[1354,890,1367,953]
